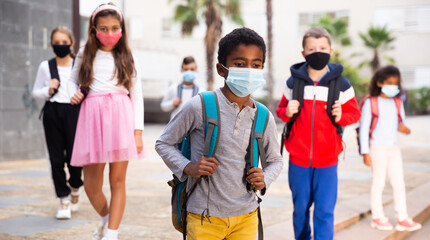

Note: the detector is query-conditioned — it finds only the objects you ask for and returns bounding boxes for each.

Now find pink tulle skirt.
[71,90,144,166]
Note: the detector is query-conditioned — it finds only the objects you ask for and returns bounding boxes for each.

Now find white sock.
[104,228,118,239]
[60,196,70,203]
[70,187,80,196]
[100,214,109,227]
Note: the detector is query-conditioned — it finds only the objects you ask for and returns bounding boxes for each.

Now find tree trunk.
[204,0,222,90]
[371,49,380,73]
[266,0,274,110]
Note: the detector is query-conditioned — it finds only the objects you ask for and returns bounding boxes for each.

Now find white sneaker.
[92,225,106,240]
[56,201,71,219]
[70,188,80,212]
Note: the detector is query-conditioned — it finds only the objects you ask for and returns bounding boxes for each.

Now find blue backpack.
[167,91,269,240]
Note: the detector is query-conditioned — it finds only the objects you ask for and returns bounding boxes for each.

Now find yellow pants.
[186,209,258,240]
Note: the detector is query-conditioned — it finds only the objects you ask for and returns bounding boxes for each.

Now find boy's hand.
[134,130,143,154]
[331,100,342,122]
[398,122,411,135]
[246,167,266,191]
[363,154,372,167]
[70,89,85,105]
[173,98,182,107]
[286,100,300,117]
[184,156,219,178]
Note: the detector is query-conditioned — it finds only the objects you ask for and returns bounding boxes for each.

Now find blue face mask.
[222,65,266,97]
[381,85,400,98]
[182,70,197,83]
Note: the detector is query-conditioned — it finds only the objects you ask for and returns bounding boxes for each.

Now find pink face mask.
[96,31,122,48]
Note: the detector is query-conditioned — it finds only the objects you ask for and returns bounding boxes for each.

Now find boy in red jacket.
[276,27,361,240]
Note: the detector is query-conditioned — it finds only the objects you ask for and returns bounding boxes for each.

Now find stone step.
[265,193,392,239]
[334,181,430,240]
[405,217,430,240]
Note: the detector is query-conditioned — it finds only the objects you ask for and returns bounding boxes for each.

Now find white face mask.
[222,65,266,97]
[381,85,400,98]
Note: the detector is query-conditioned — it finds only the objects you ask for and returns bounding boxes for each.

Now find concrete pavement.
[0,115,429,239]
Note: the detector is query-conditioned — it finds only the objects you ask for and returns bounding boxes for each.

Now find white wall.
[81,0,430,99]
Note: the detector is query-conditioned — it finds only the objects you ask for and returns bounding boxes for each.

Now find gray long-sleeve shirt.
[155,88,283,217]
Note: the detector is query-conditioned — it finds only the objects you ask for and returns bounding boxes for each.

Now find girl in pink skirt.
[68,3,143,240]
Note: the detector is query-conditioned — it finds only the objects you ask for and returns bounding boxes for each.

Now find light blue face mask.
[381,85,400,98]
[182,70,197,83]
[222,65,266,97]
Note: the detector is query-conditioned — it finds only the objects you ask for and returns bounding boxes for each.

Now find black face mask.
[53,44,71,58]
[305,52,330,70]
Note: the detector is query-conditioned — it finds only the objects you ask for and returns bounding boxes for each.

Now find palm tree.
[171,0,244,90]
[265,0,274,110]
[312,15,351,63]
[313,15,351,47]
[359,25,395,73]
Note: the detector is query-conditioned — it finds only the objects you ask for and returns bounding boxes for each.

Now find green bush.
[407,87,430,114]
[330,52,369,100]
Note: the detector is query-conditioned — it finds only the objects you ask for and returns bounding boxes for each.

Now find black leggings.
[42,102,83,198]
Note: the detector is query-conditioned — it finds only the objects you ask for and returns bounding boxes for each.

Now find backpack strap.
[48,58,60,97]
[181,91,220,240]
[200,91,220,157]
[250,101,269,240]
[177,84,183,100]
[326,75,343,134]
[192,85,199,97]
[48,58,60,81]
[250,102,269,169]
[369,97,379,137]
[39,58,60,120]
[393,97,403,123]
[280,78,305,155]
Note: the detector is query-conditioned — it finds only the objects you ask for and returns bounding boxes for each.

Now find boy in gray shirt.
[155,27,283,240]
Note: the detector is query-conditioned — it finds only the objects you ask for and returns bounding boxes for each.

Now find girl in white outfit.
[32,26,83,220]
[359,65,421,232]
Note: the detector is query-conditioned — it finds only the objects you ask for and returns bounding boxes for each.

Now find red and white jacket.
[276,62,361,168]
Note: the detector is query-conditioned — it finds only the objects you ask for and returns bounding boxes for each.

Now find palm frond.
[358,60,371,69]
[384,56,395,64]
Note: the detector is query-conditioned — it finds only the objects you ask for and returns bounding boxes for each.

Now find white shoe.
[92,225,106,240]
[70,188,80,212]
[396,218,422,231]
[56,201,71,219]
[101,238,115,240]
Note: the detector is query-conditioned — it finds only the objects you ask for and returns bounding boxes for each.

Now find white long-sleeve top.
[160,83,205,119]
[32,60,73,103]
[359,97,406,154]
[68,48,144,130]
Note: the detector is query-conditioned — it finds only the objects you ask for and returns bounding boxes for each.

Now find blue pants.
[288,161,338,240]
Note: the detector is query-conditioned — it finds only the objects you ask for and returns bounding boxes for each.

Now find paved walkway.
[0,116,429,239]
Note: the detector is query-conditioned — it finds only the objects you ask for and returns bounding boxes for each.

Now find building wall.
[0,0,73,161]
[118,0,430,100]
[270,0,430,96]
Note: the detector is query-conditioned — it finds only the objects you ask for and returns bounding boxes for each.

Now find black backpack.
[280,76,343,155]
[38,58,61,119]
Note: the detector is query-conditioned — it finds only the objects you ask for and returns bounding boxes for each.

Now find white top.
[32,60,73,103]
[160,83,205,119]
[359,97,406,154]
[68,48,144,130]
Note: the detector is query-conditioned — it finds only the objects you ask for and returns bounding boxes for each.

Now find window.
[400,67,430,89]
[374,6,430,32]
